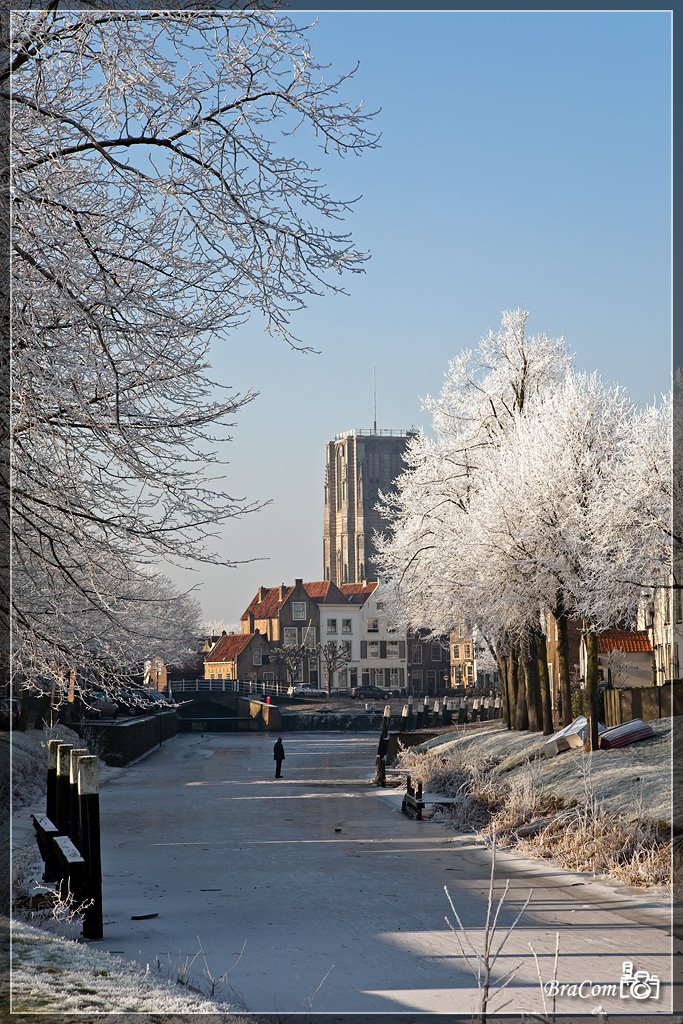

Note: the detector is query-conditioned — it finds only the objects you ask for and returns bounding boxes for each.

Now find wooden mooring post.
[374,705,391,787]
[400,704,409,733]
[407,695,414,730]
[46,739,60,821]
[55,744,73,835]
[69,748,89,847]
[77,756,103,940]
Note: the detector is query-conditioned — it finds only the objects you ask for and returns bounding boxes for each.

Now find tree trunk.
[509,643,528,731]
[534,627,554,735]
[495,649,511,730]
[522,634,542,732]
[554,592,573,727]
[584,626,601,751]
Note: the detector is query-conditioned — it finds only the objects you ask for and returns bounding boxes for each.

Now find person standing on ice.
[273,737,285,779]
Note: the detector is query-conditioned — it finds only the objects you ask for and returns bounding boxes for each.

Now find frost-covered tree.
[7,11,377,693]
[317,639,351,691]
[376,311,572,729]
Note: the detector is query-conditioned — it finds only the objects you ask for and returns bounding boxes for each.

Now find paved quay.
[97,731,674,1014]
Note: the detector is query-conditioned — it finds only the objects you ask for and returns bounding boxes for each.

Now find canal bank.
[74,731,672,1014]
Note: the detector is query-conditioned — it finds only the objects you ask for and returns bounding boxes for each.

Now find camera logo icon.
[619,961,660,1000]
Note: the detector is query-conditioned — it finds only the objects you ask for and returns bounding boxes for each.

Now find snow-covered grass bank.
[395,719,673,891]
[8,726,249,1015]
[9,916,244,1015]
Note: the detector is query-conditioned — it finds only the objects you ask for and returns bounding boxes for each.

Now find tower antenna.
[373,364,377,433]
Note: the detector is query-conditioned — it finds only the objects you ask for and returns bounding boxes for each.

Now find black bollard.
[375,705,391,786]
[78,756,103,940]
[432,700,440,728]
[69,748,89,848]
[46,739,60,822]
[400,704,409,734]
[55,744,73,835]
[407,695,414,730]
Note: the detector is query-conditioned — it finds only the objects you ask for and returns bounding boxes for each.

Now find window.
[263,672,275,683]
[302,628,317,648]
[367,618,379,633]
[294,662,304,683]
[308,656,318,672]
[292,601,307,621]
[426,670,436,690]
[342,619,352,634]
[412,645,422,664]
[252,651,262,666]
[431,643,442,662]
[452,644,460,660]
[464,644,471,659]
[376,600,384,611]
[369,641,380,659]
[459,623,465,638]
[342,640,352,658]
[389,667,402,687]
[327,619,337,635]
[387,641,399,659]
[283,627,298,646]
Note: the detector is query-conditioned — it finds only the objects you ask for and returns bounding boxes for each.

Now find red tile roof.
[339,581,378,604]
[242,581,350,621]
[303,581,348,603]
[241,587,292,622]
[205,632,254,663]
[597,630,653,654]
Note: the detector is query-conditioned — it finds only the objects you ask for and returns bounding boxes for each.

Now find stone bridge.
[169,683,282,732]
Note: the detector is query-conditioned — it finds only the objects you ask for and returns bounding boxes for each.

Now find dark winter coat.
[273,740,285,762]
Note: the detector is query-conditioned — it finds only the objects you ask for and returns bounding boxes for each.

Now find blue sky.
[170,11,671,626]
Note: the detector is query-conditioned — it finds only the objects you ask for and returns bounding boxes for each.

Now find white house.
[315,581,408,693]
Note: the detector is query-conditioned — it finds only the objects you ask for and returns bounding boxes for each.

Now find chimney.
[279,584,285,600]
[222,630,227,636]
[295,578,303,587]
[258,586,267,602]
[248,612,254,631]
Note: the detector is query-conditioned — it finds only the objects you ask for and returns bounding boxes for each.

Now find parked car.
[288,685,329,699]
[351,685,391,700]
[83,691,119,719]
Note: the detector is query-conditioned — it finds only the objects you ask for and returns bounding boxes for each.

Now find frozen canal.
[98,731,673,1014]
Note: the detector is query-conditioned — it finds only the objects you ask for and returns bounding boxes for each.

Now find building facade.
[408,630,450,695]
[323,429,414,584]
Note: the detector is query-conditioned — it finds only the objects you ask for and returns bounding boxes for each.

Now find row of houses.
[202,579,484,695]
[147,574,679,707]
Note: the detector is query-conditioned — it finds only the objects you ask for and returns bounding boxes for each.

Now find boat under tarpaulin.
[543,715,606,757]
[598,718,655,750]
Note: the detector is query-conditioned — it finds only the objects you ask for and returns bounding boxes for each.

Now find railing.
[334,428,417,440]
[169,678,293,699]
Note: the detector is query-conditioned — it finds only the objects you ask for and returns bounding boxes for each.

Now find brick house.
[407,629,449,695]
[449,624,476,689]
[203,630,273,684]
[241,579,331,685]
